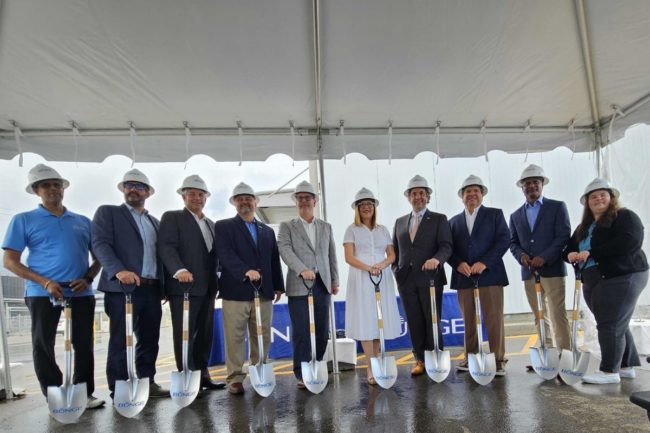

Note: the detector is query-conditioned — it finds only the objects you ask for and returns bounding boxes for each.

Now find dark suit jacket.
[214,216,285,302]
[448,206,510,290]
[509,197,571,280]
[157,208,218,297]
[91,204,164,295]
[563,208,649,279]
[392,209,453,289]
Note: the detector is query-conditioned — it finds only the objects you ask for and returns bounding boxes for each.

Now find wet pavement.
[2,335,650,432]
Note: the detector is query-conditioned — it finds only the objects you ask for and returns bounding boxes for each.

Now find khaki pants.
[523,276,570,351]
[457,286,506,366]
[222,299,273,384]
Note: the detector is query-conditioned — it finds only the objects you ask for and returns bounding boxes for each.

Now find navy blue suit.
[92,204,163,392]
[448,206,510,290]
[509,197,571,280]
[214,216,285,301]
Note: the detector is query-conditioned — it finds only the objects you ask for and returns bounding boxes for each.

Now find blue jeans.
[288,277,331,380]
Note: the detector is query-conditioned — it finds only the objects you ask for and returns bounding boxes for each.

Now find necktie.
[410,214,419,241]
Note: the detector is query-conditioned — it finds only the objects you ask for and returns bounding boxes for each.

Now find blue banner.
[209,292,474,365]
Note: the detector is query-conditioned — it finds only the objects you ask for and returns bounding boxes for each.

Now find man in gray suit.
[277,181,339,388]
[393,175,453,376]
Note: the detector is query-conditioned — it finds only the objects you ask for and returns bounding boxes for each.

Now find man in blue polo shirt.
[2,164,104,409]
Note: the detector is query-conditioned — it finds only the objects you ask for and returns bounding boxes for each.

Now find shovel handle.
[300,273,316,295]
[368,271,383,291]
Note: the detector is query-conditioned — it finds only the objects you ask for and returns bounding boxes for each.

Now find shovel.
[300,276,328,394]
[170,285,201,407]
[114,283,150,417]
[47,297,87,424]
[529,270,559,380]
[424,269,450,383]
[368,271,398,389]
[467,276,496,386]
[248,276,275,397]
[559,264,590,385]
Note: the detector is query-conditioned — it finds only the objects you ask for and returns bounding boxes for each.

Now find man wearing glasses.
[2,164,104,408]
[92,169,169,399]
[277,181,339,389]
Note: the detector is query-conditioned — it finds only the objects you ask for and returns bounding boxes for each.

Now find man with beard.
[277,181,339,389]
[214,182,285,395]
[392,175,453,376]
[509,164,571,365]
[158,175,224,391]
[2,164,104,408]
[91,169,169,399]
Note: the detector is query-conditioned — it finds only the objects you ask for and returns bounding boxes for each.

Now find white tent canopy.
[0,0,648,163]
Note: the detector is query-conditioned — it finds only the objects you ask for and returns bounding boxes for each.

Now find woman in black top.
[564,178,648,384]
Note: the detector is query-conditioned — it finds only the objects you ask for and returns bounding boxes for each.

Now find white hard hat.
[516,164,549,187]
[403,175,432,197]
[458,174,488,198]
[291,180,317,202]
[351,188,379,209]
[25,164,69,194]
[580,178,620,205]
[118,169,155,195]
[177,175,210,197]
[229,182,257,205]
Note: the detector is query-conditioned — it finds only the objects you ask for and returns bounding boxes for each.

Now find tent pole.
[574,0,601,134]
[0,278,14,401]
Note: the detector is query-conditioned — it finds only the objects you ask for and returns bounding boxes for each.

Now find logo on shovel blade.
[116,401,145,408]
[305,379,326,386]
[427,368,449,374]
[560,368,583,377]
[51,406,83,414]
[376,375,395,380]
[470,370,494,377]
[535,366,557,372]
[255,382,274,388]
[171,390,197,398]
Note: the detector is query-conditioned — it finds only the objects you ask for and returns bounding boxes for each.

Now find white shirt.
[189,210,213,252]
[300,216,317,249]
[464,205,481,235]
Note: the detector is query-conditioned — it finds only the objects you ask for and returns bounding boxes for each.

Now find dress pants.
[523,276,571,351]
[104,284,162,394]
[288,277,330,380]
[222,297,273,384]
[457,285,506,366]
[25,296,96,397]
[582,268,648,372]
[169,293,215,373]
[397,272,443,362]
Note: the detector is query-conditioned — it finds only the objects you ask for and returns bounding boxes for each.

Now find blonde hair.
[353,202,377,229]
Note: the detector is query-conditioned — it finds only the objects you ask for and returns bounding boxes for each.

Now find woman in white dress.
[344,188,402,385]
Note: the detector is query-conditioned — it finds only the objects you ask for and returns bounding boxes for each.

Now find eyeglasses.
[36,181,63,190]
[123,182,148,191]
[357,201,375,208]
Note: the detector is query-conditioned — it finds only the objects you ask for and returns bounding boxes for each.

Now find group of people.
[1,162,647,413]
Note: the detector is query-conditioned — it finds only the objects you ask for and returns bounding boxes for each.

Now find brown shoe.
[411,360,425,376]
[227,382,245,395]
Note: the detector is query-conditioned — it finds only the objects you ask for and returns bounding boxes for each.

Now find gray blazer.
[277,218,339,296]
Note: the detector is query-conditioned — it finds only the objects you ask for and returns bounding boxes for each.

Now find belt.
[140,278,160,286]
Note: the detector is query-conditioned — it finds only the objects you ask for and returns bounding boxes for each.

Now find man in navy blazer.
[215,182,285,395]
[448,175,510,376]
[91,169,168,398]
[509,164,571,354]
[158,175,224,390]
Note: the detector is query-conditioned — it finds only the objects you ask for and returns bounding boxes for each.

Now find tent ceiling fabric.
[0,0,648,162]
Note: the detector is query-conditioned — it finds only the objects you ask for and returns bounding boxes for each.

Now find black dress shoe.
[201,377,226,390]
[149,382,170,398]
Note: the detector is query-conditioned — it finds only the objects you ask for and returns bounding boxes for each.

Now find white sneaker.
[619,367,636,379]
[582,371,621,384]
[86,395,105,409]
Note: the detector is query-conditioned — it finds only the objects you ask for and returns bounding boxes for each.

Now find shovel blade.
[559,349,590,385]
[114,377,150,418]
[47,383,87,424]
[170,370,201,408]
[301,360,329,394]
[370,355,398,389]
[530,347,559,380]
[424,349,451,383]
[468,352,496,386]
[249,363,275,397]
